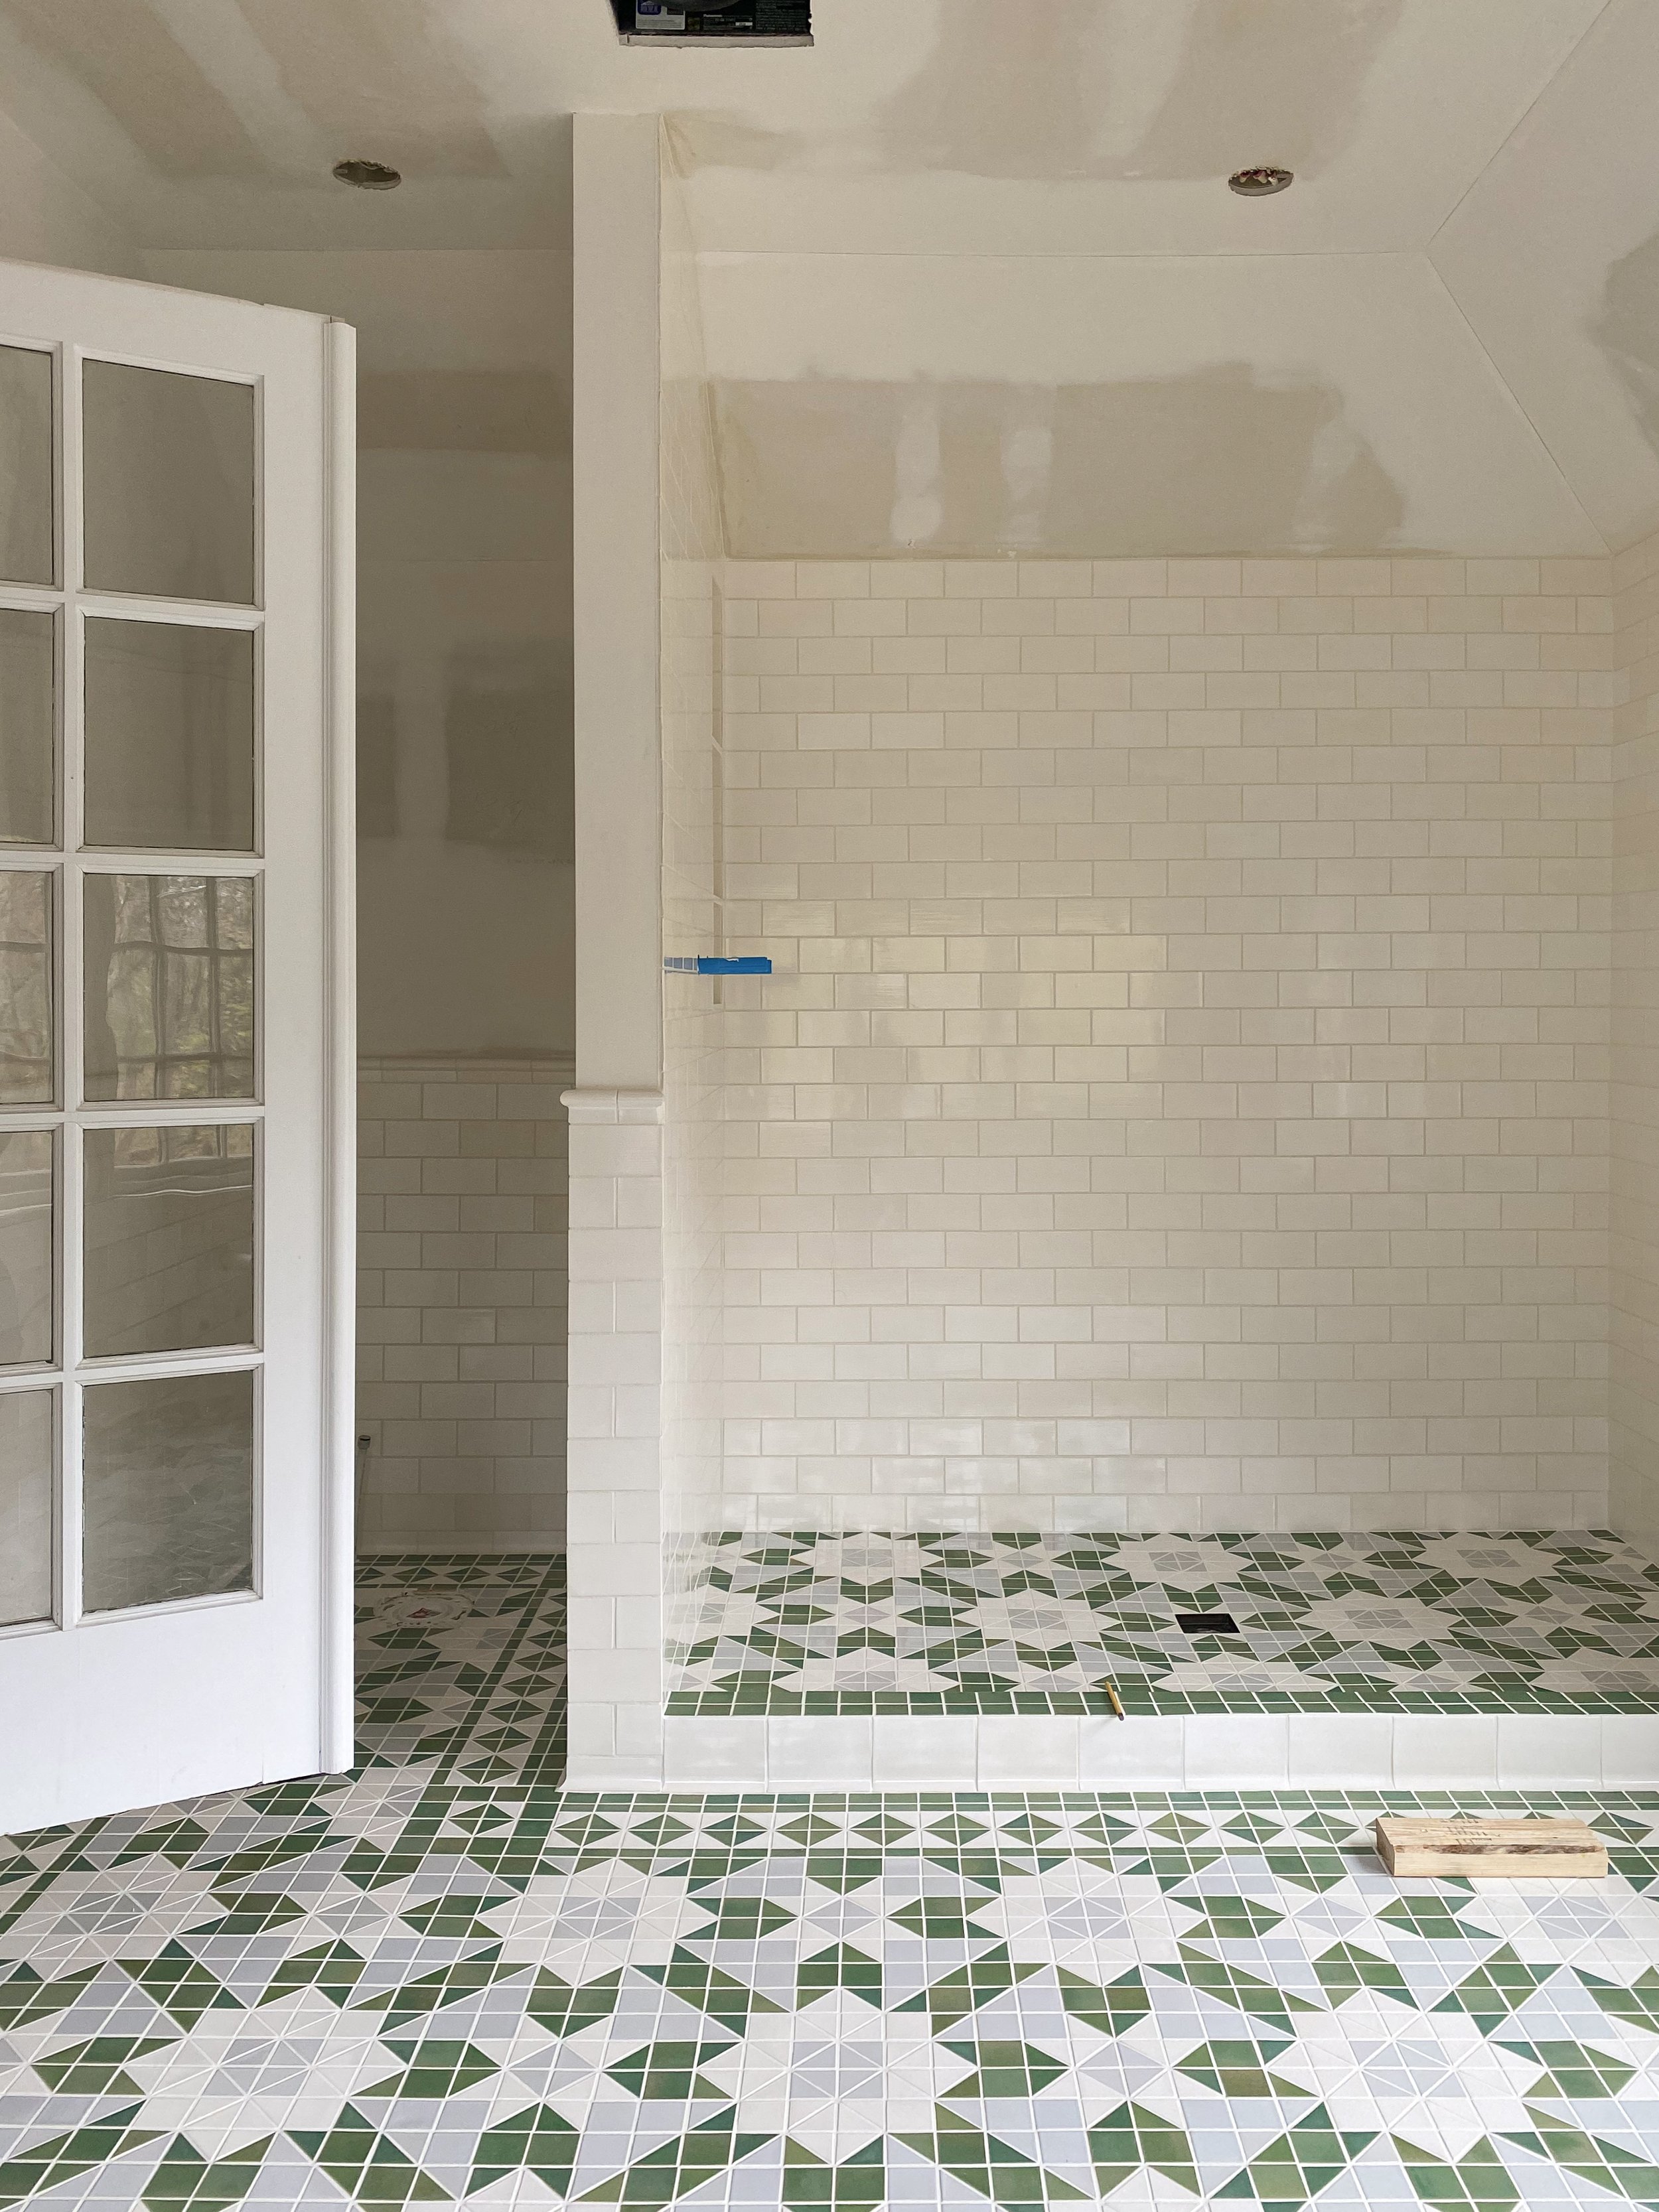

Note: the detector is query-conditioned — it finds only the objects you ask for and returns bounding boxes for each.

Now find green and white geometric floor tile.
[666,1529,1659,1718]
[7,1553,1659,2205]
[356,1554,565,1785]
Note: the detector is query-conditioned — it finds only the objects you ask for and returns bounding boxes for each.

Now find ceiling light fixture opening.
[1229,166,1294,196]
[333,159,401,190]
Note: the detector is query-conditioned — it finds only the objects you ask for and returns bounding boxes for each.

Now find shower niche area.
[563,116,1659,1793]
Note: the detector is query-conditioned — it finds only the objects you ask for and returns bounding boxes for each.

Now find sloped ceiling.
[0,0,1655,552]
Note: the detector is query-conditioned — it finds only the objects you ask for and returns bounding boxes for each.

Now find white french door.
[0,259,354,1834]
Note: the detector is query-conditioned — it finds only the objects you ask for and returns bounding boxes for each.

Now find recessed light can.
[333,158,401,190]
[1229,165,1294,196]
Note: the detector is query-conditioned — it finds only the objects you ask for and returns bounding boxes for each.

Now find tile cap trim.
[562,1085,666,1124]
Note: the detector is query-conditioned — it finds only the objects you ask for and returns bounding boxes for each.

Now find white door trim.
[320,318,357,1775]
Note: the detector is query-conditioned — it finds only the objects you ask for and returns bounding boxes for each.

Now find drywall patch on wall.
[1597,227,1659,468]
[359,370,565,456]
[235,0,507,179]
[444,640,574,858]
[3,0,269,178]
[669,0,1404,182]
[714,370,1404,559]
[873,0,1407,184]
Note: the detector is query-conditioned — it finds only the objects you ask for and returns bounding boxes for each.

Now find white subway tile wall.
[1613,527,1659,1553]
[564,1085,665,1785]
[356,1056,571,1550]
[660,180,731,1595]
[704,555,1617,1535]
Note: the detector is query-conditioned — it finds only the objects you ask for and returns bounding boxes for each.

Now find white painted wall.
[145,249,575,1062]
[1432,0,1659,555]
[695,252,1605,560]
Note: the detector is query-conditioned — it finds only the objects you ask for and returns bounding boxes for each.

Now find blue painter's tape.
[664,955,774,976]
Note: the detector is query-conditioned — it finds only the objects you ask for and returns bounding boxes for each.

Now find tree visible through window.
[84,873,253,1100]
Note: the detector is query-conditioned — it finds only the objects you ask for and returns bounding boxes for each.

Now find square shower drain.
[1177,1612,1242,1635]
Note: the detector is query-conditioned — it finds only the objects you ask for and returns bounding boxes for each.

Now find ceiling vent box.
[612,0,810,42]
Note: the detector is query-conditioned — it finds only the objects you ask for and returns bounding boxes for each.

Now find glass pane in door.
[0,345,54,587]
[0,872,53,1103]
[0,1129,52,1366]
[84,1124,253,1357]
[84,874,254,1100]
[0,608,55,845]
[0,1388,52,1626]
[82,363,254,605]
[82,1368,254,1614]
[84,620,254,852]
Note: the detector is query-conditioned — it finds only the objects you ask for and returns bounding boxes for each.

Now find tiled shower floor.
[666,1530,1659,1718]
[10,1555,1659,2205]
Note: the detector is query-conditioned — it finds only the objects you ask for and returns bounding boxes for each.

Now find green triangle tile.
[1174,2039,1305,2101]
[777,1814,841,1846]
[1311,1944,1419,2010]
[797,1943,883,2010]
[1153,1950,1322,2033]
[362,2038,501,2099]
[1262,1850,1352,1894]
[833,1631,896,1658]
[256,1939,368,2010]
[1500,2111,1659,2205]
[1146,1849,1227,1886]
[895,2111,1088,2207]
[1087,2099,1201,2199]
[139,2134,272,2211]
[1580,1969,1659,2035]
[851,1815,915,1845]
[0,1962,100,2031]
[889,1897,999,1943]
[117,1943,244,2029]
[939,2039,1070,2099]
[1056,1968,1151,2036]
[1213,2104,1378,2205]
[290,2105,453,2202]
[802,1852,888,1896]
[35,2034,177,2096]
[605,2039,735,2101]
[524,1966,625,2036]
[1432,1948,1561,2028]
[396,1893,512,1940]
[466,2103,579,2197]
[186,1890,310,1939]
[640,1950,784,2028]
[998,1813,1065,1844]
[1494,2039,1638,2100]
[1175,1894,1285,1942]
[0,2107,163,2211]
[1609,1850,1659,1894]
[1010,1644,1082,1677]
[688,1896,796,1941]
[575,2108,772,2206]
[203,1830,341,1877]
[110,1819,215,1869]
[1222,1814,1293,1844]
[1379,1896,1480,1941]
[348,1952,524,2035]
[926,1813,991,1845]
[779,2136,885,2209]
[895,1949,1045,2028]
[551,1813,622,1846]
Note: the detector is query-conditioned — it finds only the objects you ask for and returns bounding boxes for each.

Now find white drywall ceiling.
[0,0,1654,551]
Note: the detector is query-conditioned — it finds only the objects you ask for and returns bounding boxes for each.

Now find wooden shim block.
[1375,1815,1607,1879]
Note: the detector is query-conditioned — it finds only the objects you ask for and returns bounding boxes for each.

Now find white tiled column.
[563,1087,665,1785]
[567,115,667,1787]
